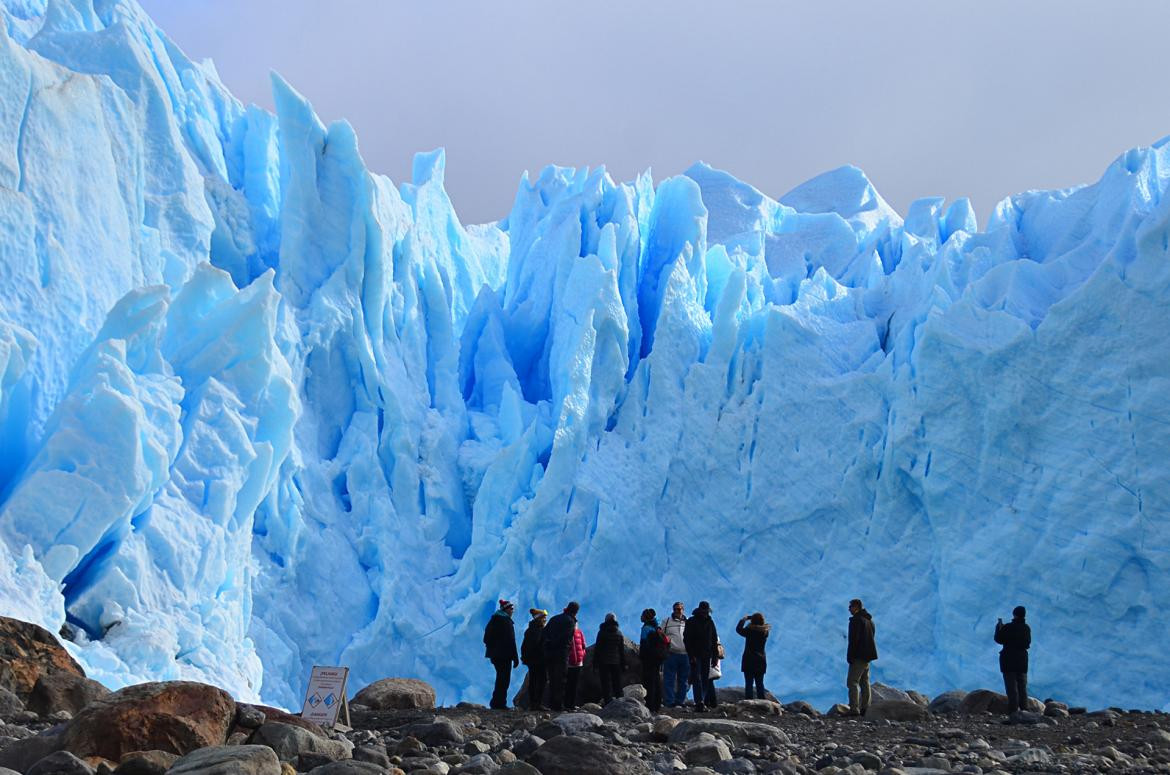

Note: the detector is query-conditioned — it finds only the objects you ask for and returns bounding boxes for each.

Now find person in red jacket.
[563,621,587,708]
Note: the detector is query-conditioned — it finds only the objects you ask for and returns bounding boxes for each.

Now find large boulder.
[927,690,967,714]
[956,689,1011,715]
[398,719,463,747]
[26,751,93,775]
[304,763,384,775]
[597,697,650,722]
[113,750,179,775]
[526,735,648,775]
[248,722,351,764]
[869,683,913,703]
[0,729,67,772]
[713,687,779,704]
[0,617,86,701]
[351,679,434,710]
[28,674,111,717]
[0,686,24,717]
[169,745,281,775]
[667,719,790,749]
[863,700,927,722]
[235,705,323,734]
[533,712,604,739]
[514,638,642,707]
[62,681,236,760]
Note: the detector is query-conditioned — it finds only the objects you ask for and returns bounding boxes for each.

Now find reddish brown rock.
[0,616,86,700]
[62,681,236,760]
[352,679,435,710]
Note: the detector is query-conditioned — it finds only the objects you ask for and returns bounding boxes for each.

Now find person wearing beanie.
[593,612,627,705]
[994,605,1032,714]
[521,608,549,710]
[483,599,519,709]
[736,611,771,700]
[639,608,666,712]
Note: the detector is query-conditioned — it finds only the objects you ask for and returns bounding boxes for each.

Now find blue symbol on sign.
[308,693,322,707]
[324,694,335,707]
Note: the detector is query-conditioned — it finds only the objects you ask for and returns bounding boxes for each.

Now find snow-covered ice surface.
[0,0,1167,710]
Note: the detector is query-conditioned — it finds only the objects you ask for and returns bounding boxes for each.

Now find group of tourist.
[483,597,1032,716]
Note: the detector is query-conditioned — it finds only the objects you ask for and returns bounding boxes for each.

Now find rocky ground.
[2,616,1169,775]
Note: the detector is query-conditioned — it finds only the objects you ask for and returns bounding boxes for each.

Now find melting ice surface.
[1,0,1168,711]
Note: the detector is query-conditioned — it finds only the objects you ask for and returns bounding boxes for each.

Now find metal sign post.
[300,666,350,729]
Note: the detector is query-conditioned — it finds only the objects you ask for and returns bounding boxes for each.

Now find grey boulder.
[305,762,386,775]
[27,751,93,775]
[168,746,281,775]
[249,722,351,763]
[668,719,790,749]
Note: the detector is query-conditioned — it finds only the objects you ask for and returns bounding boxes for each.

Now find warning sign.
[301,666,349,728]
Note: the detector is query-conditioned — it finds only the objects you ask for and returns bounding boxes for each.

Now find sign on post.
[301,666,350,729]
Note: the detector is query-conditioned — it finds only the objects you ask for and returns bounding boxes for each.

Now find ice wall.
[0,0,1167,710]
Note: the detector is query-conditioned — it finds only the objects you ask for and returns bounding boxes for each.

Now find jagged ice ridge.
[0,0,1167,711]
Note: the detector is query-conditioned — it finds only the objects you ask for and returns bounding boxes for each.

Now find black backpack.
[640,627,670,663]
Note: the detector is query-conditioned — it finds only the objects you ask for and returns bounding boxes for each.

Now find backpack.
[641,628,670,662]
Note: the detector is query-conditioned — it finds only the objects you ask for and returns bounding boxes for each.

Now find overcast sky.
[140,1,1170,227]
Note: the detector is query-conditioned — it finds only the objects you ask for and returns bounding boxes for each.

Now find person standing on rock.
[521,608,548,710]
[593,612,627,705]
[483,599,519,709]
[684,600,719,711]
[639,608,667,713]
[995,605,1032,714]
[564,620,587,709]
[541,601,579,711]
[736,612,770,700]
[846,598,877,716]
[662,601,690,707]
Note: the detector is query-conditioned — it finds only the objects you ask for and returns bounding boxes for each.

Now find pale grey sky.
[140,1,1170,226]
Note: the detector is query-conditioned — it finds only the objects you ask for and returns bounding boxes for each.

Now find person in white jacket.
[662,601,690,707]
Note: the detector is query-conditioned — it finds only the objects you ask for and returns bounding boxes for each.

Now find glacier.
[1,0,1168,712]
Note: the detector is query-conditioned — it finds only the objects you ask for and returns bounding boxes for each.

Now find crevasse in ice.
[0,0,1167,710]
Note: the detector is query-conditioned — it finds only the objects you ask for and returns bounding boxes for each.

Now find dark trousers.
[526,664,546,709]
[641,661,663,712]
[690,657,717,707]
[545,658,567,710]
[598,664,622,703]
[744,671,765,700]
[564,666,582,708]
[1003,671,1028,712]
[490,659,512,709]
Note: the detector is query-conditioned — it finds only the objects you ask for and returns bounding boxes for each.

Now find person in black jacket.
[483,599,519,709]
[846,599,877,716]
[593,612,627,705]
[735,612,770,700]
[639,608,666,713]
[520,608,548,710]
[995,605,1032,713]
[541,601,579,711]
[684,600,719,711]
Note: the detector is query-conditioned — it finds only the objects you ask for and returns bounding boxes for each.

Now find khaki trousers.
[847,660,871,712]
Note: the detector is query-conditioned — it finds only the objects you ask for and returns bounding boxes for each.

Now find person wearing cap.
[662,601,690,707]
[541,601,579,711]
[521,608,548,710]
[639,608,666,713]
[683,600,719,711]
[593,612,627,705]
[994,606,1032,714]
[846,598,877,716]
[484,599,519,709]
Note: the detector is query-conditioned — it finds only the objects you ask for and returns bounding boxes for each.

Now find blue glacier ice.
[1,0,1168,711]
